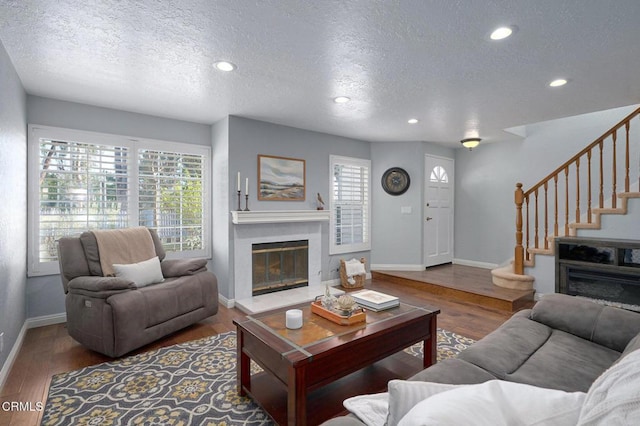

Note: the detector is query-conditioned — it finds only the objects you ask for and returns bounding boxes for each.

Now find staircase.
[493,106,640,289]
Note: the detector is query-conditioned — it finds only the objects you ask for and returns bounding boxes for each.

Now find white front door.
[423,155,454,267]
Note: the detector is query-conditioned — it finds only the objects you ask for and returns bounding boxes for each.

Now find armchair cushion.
[113,256,164,288]
[161,258,208,277]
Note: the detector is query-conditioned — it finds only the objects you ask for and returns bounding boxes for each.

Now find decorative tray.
[310,300,366,325]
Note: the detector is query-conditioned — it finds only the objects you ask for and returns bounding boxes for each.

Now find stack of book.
[350,289,400,311]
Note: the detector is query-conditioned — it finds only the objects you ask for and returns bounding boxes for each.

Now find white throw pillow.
[398,380,585,426]
[386,380,458,425]
[577,348,640,426]
[112,256,164,288]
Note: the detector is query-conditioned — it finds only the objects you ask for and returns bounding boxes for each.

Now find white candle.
[285,309,303,329]
[245,177,249,195]
[237,172,241,191]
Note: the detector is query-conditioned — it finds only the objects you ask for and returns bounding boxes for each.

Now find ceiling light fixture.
[408,118,419,124]
[549,78,568,87]
[490,26,514,40]
[334,96,351,103]
[461,137,481,150]
[214,61,237,72]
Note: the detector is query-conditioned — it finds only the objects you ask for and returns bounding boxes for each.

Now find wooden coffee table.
[233,301,440,425]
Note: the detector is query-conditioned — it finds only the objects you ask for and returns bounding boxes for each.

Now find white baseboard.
[25,312,67,329]
[370,264,424,271]
[0,322,27,391]
[0,312,67,390]
[218,293,234,309]
[453,258,499,269]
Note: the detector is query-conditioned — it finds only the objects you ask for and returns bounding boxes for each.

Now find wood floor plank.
[0,265,517,425]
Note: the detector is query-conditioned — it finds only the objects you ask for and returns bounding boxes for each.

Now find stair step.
[569,222,601,229]
[592,208,625,215]
[371,267,534,312]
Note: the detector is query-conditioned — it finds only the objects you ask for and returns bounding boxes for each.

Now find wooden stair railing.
[513,106,640,275]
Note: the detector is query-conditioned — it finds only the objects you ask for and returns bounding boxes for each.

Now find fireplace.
[556,237,640,311]
[232,212,328,302]
[252,240,309,296]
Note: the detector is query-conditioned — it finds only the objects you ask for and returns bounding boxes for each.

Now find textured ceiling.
[2,0,640,146]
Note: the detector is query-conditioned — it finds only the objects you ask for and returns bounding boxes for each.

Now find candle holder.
[244,194,250,211]
[236,190,242,211]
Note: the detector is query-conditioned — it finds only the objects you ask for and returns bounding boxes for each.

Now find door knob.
[426,217,433,221]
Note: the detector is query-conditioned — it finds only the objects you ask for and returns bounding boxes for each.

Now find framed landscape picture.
[258,154,306,201]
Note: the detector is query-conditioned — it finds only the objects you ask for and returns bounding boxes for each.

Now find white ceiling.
[2,0,640,147]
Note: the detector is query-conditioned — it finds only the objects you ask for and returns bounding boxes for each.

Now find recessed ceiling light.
[490,26,514,40]
[334,96,351,103]
[549,78,568,87]
[408,118,419,124]
[214,61,236,72]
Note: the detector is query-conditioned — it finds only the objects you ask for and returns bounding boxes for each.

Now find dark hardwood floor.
[0,267,519,426]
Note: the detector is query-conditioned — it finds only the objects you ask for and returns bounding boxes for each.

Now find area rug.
[41,329,474,425]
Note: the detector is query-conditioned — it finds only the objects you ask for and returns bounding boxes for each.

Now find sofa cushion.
[409,358,496,384]
[457,315,552,378]
[113,256,164,288]
[505,329,620,392]
[531,294,640,352]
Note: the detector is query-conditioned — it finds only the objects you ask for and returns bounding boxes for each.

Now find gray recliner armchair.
[57,227,219,357]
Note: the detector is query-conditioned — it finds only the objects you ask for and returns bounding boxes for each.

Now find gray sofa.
[323,293,640,425]
[57,229,219,357]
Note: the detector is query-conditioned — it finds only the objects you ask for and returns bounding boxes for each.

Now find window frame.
[329,155,371,255]
[27,124,212,276]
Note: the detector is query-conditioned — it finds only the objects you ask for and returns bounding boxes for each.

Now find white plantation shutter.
[28,125,210,276]
[37,139,130,264]
[138,149,204,252]
[330,155,371,254]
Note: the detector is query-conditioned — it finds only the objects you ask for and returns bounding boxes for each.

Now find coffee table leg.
[423,316,438,368]
[288,365,307,426]
[236,329,250,396]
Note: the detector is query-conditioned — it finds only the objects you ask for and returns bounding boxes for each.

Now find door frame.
[423,154,455,268]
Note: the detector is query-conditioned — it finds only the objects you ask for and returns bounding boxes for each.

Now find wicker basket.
[340,257,367,289]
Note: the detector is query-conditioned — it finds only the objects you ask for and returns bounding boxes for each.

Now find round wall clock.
[381,167,410,195]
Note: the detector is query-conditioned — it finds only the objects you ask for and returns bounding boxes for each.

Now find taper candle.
[237,172,240,191]
[245,177,249,195]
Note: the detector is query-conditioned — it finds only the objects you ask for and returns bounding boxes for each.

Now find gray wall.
[371,141,454,267]
[454,104,639,270]
[211,117,231,302]
[26,96,212,318]
[217,116,372,299]
[0,40,27,376]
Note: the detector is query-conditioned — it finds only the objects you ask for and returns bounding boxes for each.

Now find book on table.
[351,289,400,311]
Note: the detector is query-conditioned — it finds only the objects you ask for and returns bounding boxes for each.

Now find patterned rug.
[42,329,474,425]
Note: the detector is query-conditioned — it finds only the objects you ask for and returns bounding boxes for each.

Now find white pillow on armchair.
[112,256,164,288]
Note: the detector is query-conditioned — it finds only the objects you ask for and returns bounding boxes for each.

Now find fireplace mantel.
[231,210,330,225]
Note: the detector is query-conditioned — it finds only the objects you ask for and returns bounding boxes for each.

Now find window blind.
[138,149,204,252]
[29,125,211,276]
[330,156,371,254]
[38,139,130,263]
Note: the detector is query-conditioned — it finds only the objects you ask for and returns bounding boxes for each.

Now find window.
[430,165,449,183]
[329,155,371,255]
[28,125,211,276]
